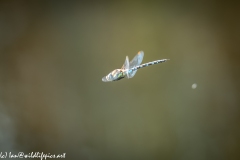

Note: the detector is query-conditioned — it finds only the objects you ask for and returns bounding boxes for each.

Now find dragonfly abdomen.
[131,59,169,71]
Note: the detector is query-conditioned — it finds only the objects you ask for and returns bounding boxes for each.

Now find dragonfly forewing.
[121,56,130,70]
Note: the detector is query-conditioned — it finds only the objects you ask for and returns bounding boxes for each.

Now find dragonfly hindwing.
[128,51,144,78]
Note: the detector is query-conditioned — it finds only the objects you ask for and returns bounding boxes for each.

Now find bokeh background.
[0,1,240,160]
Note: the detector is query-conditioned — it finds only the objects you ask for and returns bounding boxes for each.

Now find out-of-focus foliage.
[0,1,239,160]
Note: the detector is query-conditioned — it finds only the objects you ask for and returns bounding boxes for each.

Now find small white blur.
[192,83,197,89]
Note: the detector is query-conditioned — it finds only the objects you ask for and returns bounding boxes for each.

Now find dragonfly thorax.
[102,69,125,82]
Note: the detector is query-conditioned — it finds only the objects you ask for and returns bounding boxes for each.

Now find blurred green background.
[0,1,240,160]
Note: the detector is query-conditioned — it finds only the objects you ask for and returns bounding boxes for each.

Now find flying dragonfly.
[102,51,169,82]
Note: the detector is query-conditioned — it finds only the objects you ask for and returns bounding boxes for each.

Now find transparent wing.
[128,51,144,78]
[121,56,129,70]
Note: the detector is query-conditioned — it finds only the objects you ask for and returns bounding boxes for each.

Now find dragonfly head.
[102,69,125,82]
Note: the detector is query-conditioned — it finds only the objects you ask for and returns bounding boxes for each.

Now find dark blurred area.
[0,0,240,160]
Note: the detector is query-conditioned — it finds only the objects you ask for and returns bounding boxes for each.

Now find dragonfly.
[102,51,169,82]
